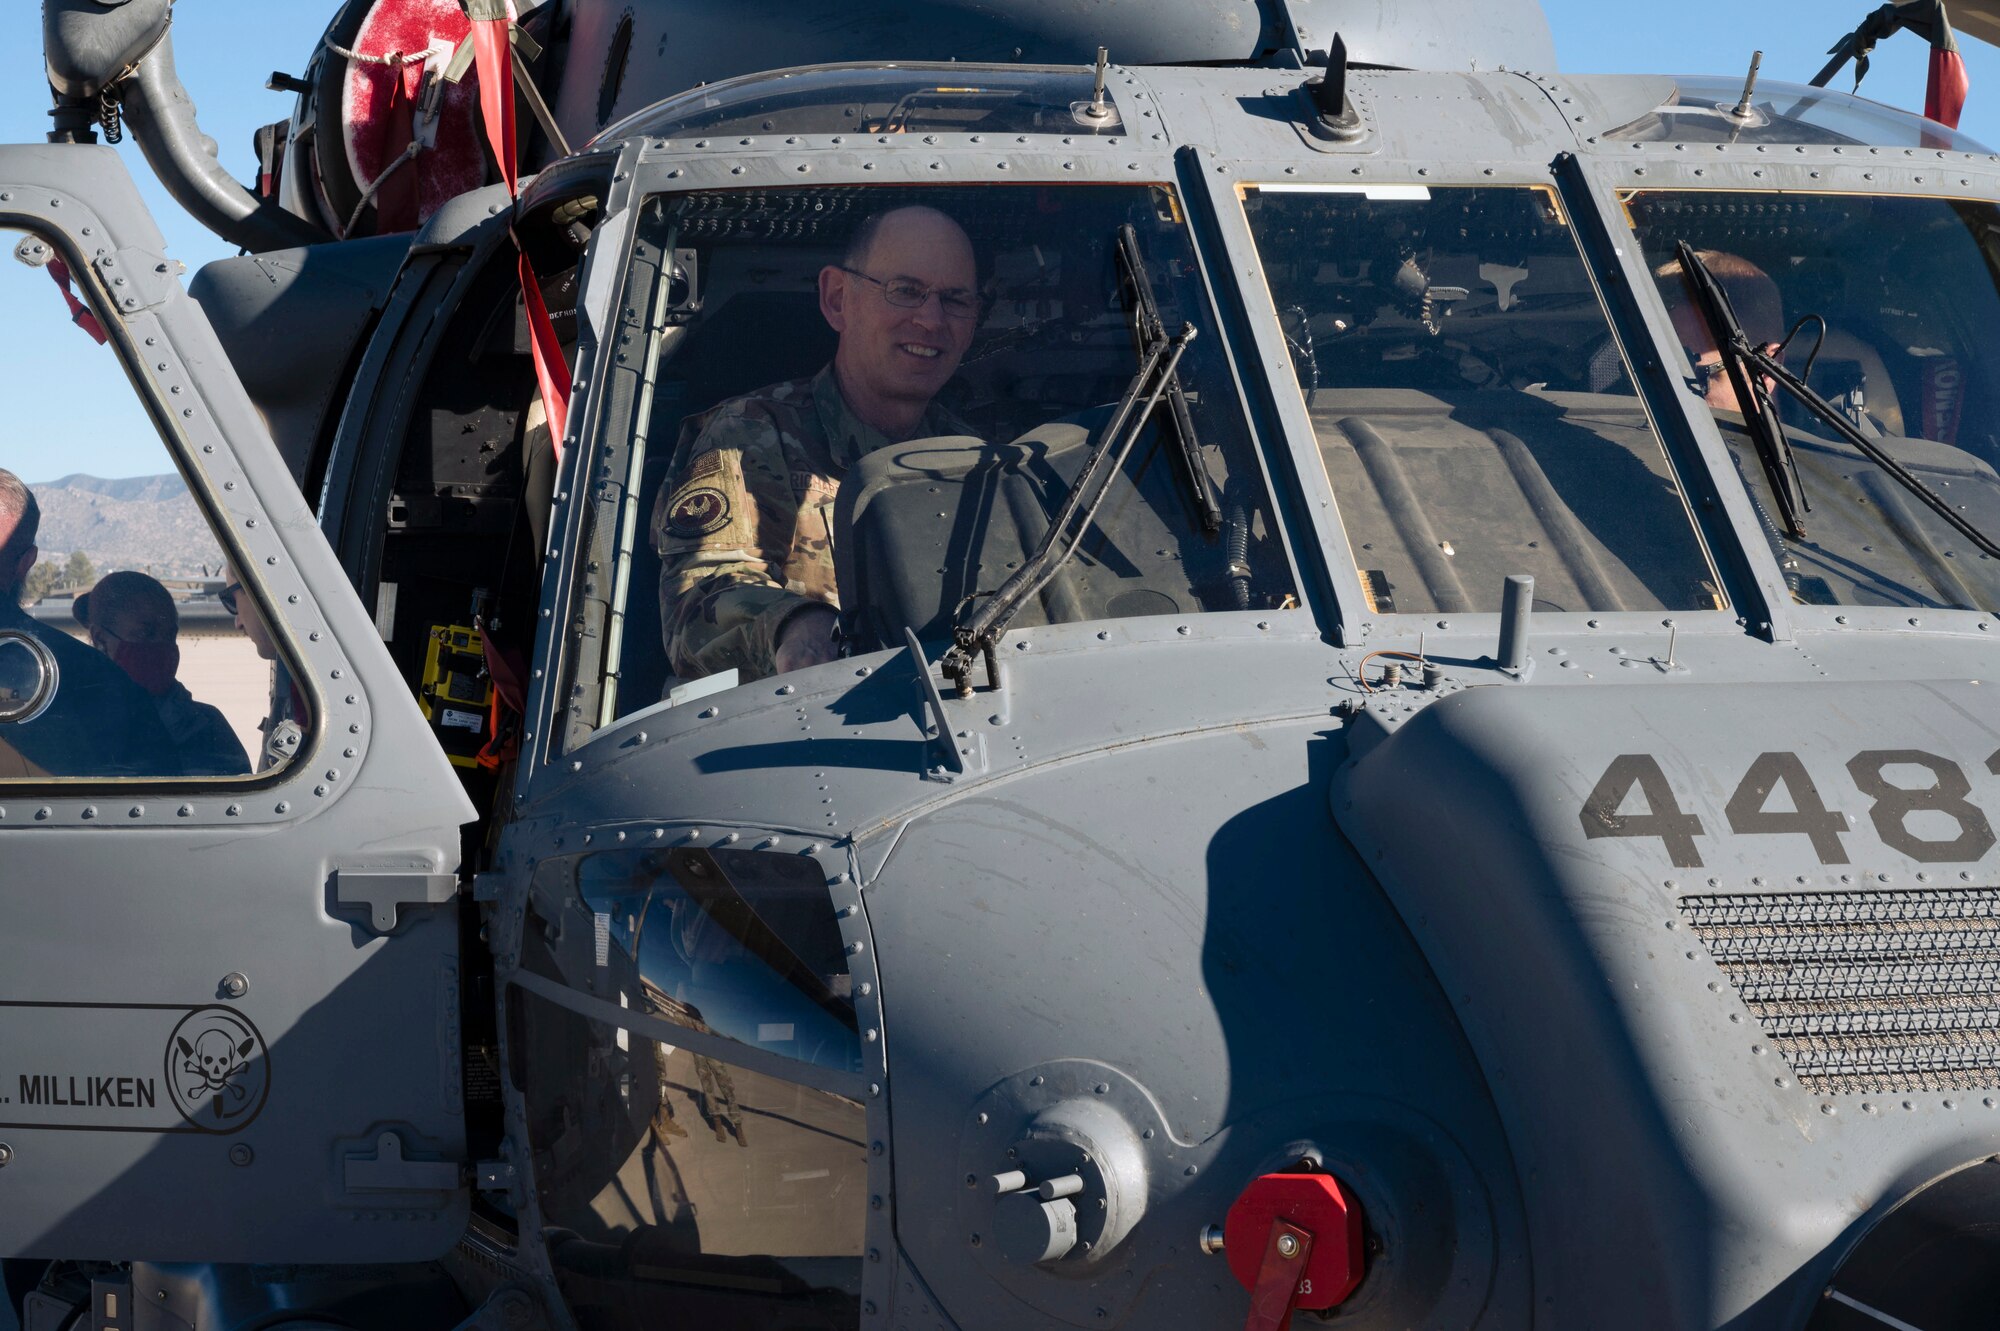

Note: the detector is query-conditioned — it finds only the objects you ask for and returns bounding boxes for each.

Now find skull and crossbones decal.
[163,1007,270,1130]
[179,1027,255,1104]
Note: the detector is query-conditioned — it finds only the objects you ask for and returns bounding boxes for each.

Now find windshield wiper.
[1676,242,2000,562]
[940,314,1197,696]
[1117,223,1223,535]
[1676,242,1812,539]
[937,228,1215,696]
[1756,345,2000,561]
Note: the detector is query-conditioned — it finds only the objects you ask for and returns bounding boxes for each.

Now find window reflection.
[516,989,864,1331]
[578,848,861,1074]
[0,227,307,780]
[604,65,1126,141]
[1604,76,1992,152]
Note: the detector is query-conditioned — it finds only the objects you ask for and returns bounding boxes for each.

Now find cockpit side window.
[515,848,867,1327]
[0,226,311,782]
[1627,191,2000,613]
[560,184,1297,742]
[1240,184,1725,617]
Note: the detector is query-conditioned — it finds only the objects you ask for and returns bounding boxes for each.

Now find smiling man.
[651,205,981,682]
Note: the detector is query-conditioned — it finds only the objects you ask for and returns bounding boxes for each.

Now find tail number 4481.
[1578,749,2000,868]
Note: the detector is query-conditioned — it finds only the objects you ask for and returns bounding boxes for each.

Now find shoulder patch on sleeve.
[666,486,733,538]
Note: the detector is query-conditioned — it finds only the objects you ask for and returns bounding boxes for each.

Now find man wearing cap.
[75,571,250,776]
[0,468,180,777]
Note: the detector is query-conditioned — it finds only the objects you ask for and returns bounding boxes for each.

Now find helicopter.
[6,0,2000,1327]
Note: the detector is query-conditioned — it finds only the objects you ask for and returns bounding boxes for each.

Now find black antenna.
[1304,33,1361,138]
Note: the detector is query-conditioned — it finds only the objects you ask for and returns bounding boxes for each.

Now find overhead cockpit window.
[1628,191,2000,612]
[0,226,310,781]
[561,183,1296,740]
[597,64,1125,143]
[1604,76,1993,151]
[1241,184,1723,617]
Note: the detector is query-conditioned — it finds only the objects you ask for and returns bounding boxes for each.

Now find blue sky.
[1,1,1996,484]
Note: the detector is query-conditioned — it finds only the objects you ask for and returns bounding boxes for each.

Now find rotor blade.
[1938,0,2000,46]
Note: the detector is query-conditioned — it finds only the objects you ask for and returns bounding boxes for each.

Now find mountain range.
[26,472,225,579]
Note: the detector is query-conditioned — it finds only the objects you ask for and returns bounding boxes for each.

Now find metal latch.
[343,1130,461,1193]
[333,868,458,933]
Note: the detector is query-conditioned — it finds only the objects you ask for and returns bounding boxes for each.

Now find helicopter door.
[0,148,476,1263]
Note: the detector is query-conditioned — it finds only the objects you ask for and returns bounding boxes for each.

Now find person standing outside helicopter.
[0,468,178,777]
[651,205,981,683]
[73,570,250,776]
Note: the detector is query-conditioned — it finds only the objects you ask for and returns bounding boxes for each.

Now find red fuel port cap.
[1221,1172,1366,1330]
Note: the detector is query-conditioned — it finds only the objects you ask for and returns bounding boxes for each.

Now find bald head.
[0,469,40,605]
[842,206,972,274]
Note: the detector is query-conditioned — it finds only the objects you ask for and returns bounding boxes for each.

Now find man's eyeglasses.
[218,582,243,616]
[838,267,981,321]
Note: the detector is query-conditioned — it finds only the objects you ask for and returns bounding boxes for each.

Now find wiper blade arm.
[1676,242,1812,538]
[1117,223,1222,535]
[1676,243,2000,565]
[940,321,1197,694]
[1744,338,2000,562]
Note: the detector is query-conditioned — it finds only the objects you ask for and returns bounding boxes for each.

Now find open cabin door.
[0,146,476,1262]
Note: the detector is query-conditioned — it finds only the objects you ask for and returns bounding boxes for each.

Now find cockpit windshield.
[1628,191,2000,613]
[561,183,1295,742]
[1241,184,1723,617]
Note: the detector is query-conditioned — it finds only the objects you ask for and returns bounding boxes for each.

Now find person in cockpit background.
[1655,249,1786,416]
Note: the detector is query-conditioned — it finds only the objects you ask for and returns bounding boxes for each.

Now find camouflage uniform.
[652,364,971,682]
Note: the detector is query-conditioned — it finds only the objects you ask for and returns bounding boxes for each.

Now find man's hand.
[773,604,841,675]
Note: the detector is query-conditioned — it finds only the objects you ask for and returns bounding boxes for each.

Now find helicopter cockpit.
[25,0,2000,1324]
[558,182,1297,732]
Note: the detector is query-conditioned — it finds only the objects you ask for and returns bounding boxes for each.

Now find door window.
[0,227,311,779]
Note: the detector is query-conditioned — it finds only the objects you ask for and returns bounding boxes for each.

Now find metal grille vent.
[1678,889,2000,1094]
